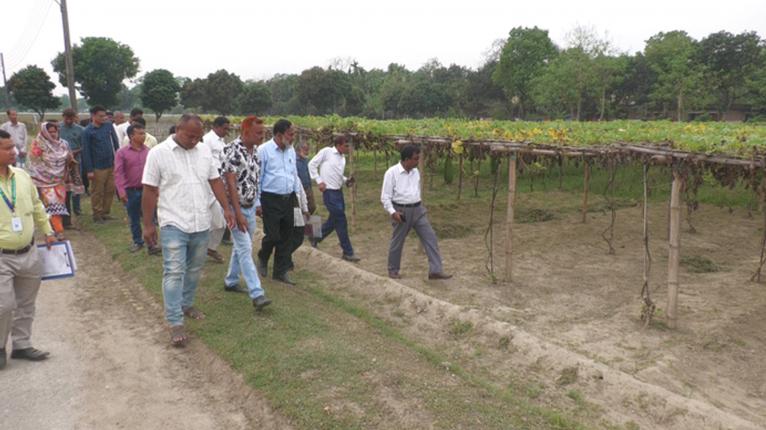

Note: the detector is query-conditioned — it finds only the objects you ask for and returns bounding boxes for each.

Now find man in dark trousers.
[82,105,120,224]
[381,145,452,280]
[256,119,302,285]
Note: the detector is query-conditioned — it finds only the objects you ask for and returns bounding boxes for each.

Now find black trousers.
[258,192,296,277]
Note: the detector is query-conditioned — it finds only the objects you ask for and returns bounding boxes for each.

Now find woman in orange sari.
[28,121,72,239]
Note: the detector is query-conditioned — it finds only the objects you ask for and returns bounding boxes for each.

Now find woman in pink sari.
[28,122,73,239]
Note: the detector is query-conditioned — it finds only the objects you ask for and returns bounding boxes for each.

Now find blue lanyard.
[0,176,16,213]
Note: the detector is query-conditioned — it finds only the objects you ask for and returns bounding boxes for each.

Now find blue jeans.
[160,225,209,326]
[225,205,265,299]
[321,189,354,256]
[125,188,143,245]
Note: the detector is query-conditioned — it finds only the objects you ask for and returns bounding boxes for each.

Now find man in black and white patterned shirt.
[220,115,271,311]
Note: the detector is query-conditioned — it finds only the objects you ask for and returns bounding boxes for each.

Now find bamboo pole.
[457,153,464,201]
[349,137,357,231]
[505,154,517,282]
[667,169,683,329]
[418,145,426,200]
[581,160,590,223]
[641,162,655,327]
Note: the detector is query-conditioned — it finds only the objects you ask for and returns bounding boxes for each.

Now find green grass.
[81,200,592,429]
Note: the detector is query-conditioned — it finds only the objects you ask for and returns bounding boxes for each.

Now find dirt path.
[0,230,288,430]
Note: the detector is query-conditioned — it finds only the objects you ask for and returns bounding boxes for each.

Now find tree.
[141,69,180,121]
[698,31,764,118]
[237,81,272,114]
[644,31,705,121]
[52,37,139,108]
[492,27,558,118]
[7,65,59,120]
[202,69,243,115]
[179,78,207,111]
[295,67,352,114]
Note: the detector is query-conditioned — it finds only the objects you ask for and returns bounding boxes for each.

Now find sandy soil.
[0,230,289,430]
[306,197,766,429]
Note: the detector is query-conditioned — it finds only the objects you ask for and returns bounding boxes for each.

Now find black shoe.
[147,246,162,256]
[428,272,453,280]
[273,273,296,286]
[224,284,247,294]
[309,237,320,248]
[252,295,272,311]
[0,348,6,370]
[257,258,268,277]
[342,254,361,262]
[10,347,50,361]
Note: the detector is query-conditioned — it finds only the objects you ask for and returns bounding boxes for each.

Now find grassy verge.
[81,201,595,429]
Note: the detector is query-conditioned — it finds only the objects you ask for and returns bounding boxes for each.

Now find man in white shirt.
[200,116,230,263]
[116,108,143,144]
[380,144,451,280]
[120,117,158,148]
[308,135,360,262]
[0,110,28,168]
[141,114,234,347]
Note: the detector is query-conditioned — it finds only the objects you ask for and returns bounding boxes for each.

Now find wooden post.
[418,145,426,200]
[581,160,590,223]
[505,154,517,282]
[349,137,357,231]
[457,153,464,201]
[667,168,683,329]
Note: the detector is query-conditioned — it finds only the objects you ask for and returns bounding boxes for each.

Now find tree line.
[3,26,766,121]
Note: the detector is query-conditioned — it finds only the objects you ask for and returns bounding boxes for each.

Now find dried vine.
[601,159,617,255]
[484,158,501,283]
[640,162,656,327]
[751,177,766,282]
[683,165,703,234]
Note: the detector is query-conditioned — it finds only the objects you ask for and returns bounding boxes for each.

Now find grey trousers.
[0,246,42,350]
[388,204,443,274]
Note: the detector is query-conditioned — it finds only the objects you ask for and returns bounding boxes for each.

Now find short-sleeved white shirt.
[142,136,220,233]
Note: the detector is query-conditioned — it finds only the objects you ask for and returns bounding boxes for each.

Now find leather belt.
[393,201,421,208]
[240,202,254,209]
[0,240,34,255]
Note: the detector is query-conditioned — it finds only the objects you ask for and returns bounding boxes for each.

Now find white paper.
[36,240,76,281]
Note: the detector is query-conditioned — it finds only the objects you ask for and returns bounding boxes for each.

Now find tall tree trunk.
[676,88,685,122]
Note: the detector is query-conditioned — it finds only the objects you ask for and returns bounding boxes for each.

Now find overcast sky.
[2,0,765,95]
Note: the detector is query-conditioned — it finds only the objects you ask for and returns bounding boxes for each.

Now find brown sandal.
[182,306,205,320]
[170,325,188,347]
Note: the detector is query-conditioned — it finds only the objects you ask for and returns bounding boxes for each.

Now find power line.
[4,0,55,72]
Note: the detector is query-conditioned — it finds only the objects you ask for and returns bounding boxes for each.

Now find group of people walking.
[0,107,452,357]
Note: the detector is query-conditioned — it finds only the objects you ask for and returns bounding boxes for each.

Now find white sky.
[1,0,765,95]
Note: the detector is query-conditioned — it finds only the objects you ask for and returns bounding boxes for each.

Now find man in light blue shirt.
[256,119,301,285]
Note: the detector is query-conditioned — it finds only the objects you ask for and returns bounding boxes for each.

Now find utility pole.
[0,53,9,107]
[58,0,77,111]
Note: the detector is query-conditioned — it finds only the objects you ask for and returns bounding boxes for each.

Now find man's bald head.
[174,113,204,150]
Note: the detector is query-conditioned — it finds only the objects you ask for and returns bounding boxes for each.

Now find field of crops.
[206,115,766,158]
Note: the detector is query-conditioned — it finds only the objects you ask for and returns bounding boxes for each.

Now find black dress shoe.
[252,295,272,311]
[10,347,50,361]
[428,272,453,280]
[257,258,268,277]
[224,284,247,294]
[273,273,296,286]
[342,254,361,262]
[0,348,6,370]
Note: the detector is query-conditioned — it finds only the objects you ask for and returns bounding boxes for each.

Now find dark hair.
[212,116,230,128]
[273,119,292,136]
[106,111,114,117]
[45,122,59,131]
[90,105,106,115]
[62,108,77,118]
[0,129,10,139]
[5,109,15,116]
[334,135,348,147]
[133,116,146,126]
[400,144,421,161]
[127,123,145,137]
[129,108,143,117]
[168,125,176,134]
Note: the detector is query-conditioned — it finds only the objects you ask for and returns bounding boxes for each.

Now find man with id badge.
[0,130,57,370]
